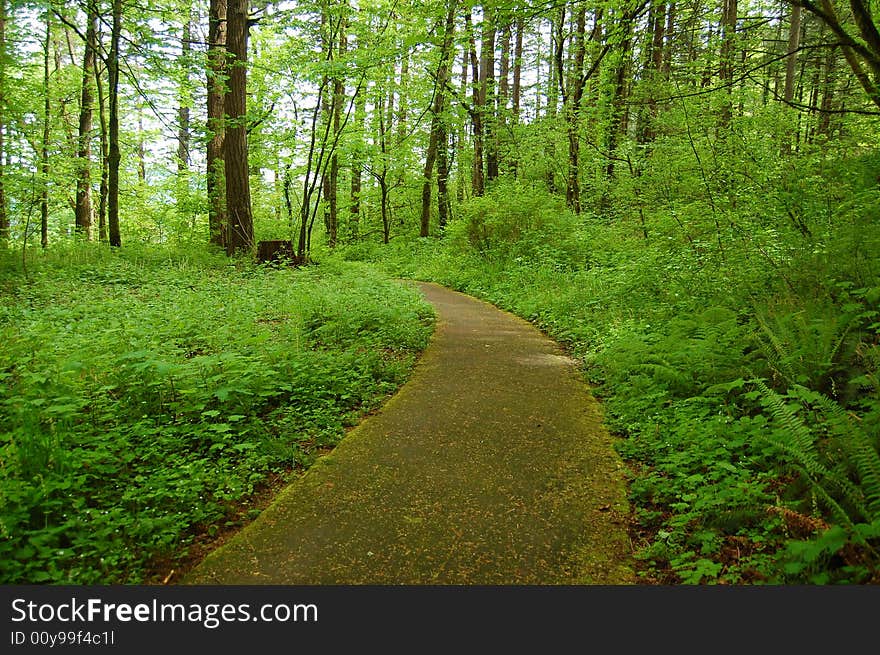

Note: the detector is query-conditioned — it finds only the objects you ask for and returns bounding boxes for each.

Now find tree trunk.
[41,16,50,249]
[108,0,122,248]
[606,25,632,181]
[350,89,365,238]
[781,3,802,153]
[328,23,346,248]
[75,3,97,239]
[480,6,497,183]
[225,0,254,255]
[719,0,737,128]
[420,0,457,237]
[510,17,523,177]
[465,11,484,197]
[817,46,837,136]
[137,112,146,183]
[94,53,108,242]
[457,42,468,202]
[207,0,227,247]
[0,0,6,244]
[565,6,586,213]
[178,7,192,171]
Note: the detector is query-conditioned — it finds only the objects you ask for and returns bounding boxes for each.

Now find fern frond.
[753,380,860,527]
[753,316,797,386]
[811,392,880,522]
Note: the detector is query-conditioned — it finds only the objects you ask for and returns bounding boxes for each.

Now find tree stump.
[256,240,298,266]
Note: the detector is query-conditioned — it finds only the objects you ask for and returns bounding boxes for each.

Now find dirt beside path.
[184,282,634,584]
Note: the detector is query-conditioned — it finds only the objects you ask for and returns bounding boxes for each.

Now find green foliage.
[352,148,880,584]
[0,245,433,583]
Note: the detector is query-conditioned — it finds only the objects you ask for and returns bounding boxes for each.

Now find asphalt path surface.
[185,282,634,584]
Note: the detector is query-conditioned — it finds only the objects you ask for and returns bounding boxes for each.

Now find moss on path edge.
[184,282,634,584]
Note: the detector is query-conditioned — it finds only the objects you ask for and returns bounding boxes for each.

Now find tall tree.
[41,15,50,249]
[465,9,484,196]
[94,48,108,242]
[420,0,457,237]
[0,0,7,244]
[74,3,97,239]
[225,0,254,255]
[207,0,227,248]
[480,3,498,183]
[719,0,737,127]
[107,0,123,247]
[349,87,365,238]
[178,5,193,172]
[781,3,803,153]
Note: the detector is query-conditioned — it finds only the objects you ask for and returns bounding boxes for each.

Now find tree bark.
[782,3,802,153]
[108,0,122,248]
[481,5,497,183]
[350,89,365,237]
[41,16,50,249]
[719,0,737,127]
[178,7,192,171]
[510,17,523,177]
[207,0,227,247]
[93,51,108,242]
[0,0,8,244]
[224,0,254,255]
[74,3,97,239]
[328,21,346,248]
[565,6,586,212]
[420,0,457,237]
[465,11,484,197]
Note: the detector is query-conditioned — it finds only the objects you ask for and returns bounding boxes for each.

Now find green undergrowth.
[0,245,434,583]
[343,162,880,584]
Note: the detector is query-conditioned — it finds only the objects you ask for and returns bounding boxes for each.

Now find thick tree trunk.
[108,0,122,248]
[75,4,97,239]
[207,0,227,247]
[224,0,254,255]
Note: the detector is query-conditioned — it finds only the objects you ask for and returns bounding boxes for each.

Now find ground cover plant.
[0,246,434,583]
[350,152,880,584]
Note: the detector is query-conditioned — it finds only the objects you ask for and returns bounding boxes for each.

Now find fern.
[753,316,798,386]
[753,379,861,527]
[808,390,880,522]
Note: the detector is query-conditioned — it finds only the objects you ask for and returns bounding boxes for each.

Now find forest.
[0,0,878,585]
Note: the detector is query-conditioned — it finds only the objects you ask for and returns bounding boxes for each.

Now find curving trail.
[184,282,634,584]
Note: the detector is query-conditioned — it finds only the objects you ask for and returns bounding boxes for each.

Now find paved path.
[185,282,634,584]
